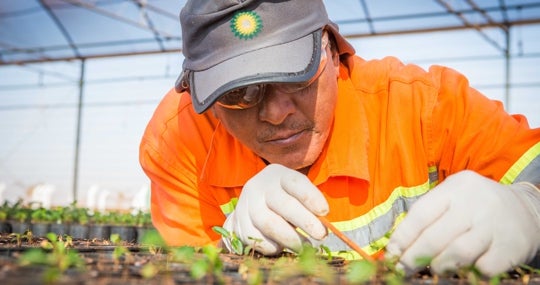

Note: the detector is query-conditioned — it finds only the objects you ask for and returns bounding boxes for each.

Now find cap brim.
[182,29,323,114]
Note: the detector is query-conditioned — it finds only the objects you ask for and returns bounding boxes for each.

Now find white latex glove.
[386,170,540,277]
[222,164,329,255]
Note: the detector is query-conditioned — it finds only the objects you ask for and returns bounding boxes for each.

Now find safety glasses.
[216,32,330,110]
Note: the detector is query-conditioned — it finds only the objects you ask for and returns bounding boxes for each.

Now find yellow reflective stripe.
[500,141,540,185]
[331,179,431,232]
[333,243,384,260]
[332,231,388,260]
[220,197,238,215]
[330,212,406,260]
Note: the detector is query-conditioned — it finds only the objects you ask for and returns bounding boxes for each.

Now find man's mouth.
[264,130,306,144]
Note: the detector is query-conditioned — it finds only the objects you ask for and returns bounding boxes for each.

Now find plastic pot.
[69,224,89,239]
[109,225,137,242]
[88,224,111,240]
[49,223,70,236]
[30,222,50,237]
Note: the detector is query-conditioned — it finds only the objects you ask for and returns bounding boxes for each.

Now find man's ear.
[325,31,340,75]
[332,49,340,71]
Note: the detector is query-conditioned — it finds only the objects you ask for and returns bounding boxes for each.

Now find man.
[139,0,540,277]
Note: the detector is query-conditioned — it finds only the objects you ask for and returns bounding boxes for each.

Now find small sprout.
[414,255,432,268]
[140,228,166,247]
[239,261,264,285]
[18,233,84,283]
[9,233,23,247]
[110,233,133,265]
[191,258,210,280]
[212,226,230,238]
[346,259,377,283]
[212,226,245,255]
[319,244,333,261]
[140,263,160,279]
[190,245,224,283]
[110,233,121,244]
[18,248,48,266]
[246,236,263,257]
[232,238,245,255]
[170,245,196,262]
[139,229,166,255]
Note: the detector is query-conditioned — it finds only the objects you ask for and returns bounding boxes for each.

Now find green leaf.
[139,229,166,247]
[212,226,231,238]
[170,246,195,262]
[110,233,121,244]
[346,259,377,283]
[46,232,58,244]
[414,256,432,268]
[140,263,159,279]
[231,238,244,255]
[202,244,220,263]
[191,259,209,280]
[319,244,333,261]
[385,273,405,285]
[113,245,129,260]
[19,249,48,266]
[43,268,62,284]
[243,244,253,256]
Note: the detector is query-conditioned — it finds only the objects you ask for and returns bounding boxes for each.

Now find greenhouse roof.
[1,0,540,65]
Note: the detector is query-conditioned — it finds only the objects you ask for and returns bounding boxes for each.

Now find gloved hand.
[386,170,540,277]
[222,164,329,255]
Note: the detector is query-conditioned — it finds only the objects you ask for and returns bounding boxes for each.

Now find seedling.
[267,244,336,284]
[346,259,378,283]
[9,232,24,247]
[134,210,152,227]
[212,226,245,255]
[71,204,91,225]
[110,233,133,266]
[139,228,166,253]
[0,201,9,221]
[191,245,224,284]
[18,232,84,283]
[9,230,35,246]
[30,207,54,224]
[212,226,265,257]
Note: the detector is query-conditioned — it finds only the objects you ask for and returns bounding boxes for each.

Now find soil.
[0,233,538,285]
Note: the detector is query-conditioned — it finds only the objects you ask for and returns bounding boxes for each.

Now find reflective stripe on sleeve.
[500,141,540,185]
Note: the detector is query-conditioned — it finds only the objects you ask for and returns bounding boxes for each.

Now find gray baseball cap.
[176,0,355,114]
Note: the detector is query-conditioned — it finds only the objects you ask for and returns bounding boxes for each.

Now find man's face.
[212,41,340,172]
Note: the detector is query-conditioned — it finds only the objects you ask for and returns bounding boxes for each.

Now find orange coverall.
[139,55,540,257]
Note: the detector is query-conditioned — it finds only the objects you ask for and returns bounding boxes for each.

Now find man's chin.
[262,158,313,173]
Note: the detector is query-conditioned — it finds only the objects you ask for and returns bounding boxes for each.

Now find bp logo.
[230,11,263,40]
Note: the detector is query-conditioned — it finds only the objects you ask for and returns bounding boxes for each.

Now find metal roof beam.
[335,2,540,25]
[39,0,81,58]
[343,18,540,38]
[358,0,375,35]
[133,0,165,51]
[0,48,182,66]
[466,0,507,31]
[435,0,505,53]
[58,0,175,38]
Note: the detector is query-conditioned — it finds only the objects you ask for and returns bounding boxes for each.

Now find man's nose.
[258,88,296,125]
